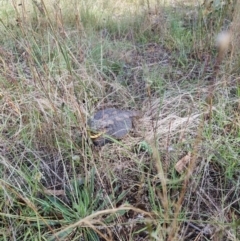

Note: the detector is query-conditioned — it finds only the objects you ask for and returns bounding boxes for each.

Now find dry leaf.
[43,188,65,196]
[175,152,191,174]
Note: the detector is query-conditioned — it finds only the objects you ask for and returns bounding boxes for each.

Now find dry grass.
[0,0,240,240]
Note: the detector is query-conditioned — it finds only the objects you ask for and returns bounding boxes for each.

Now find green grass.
[0,0,240,240]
